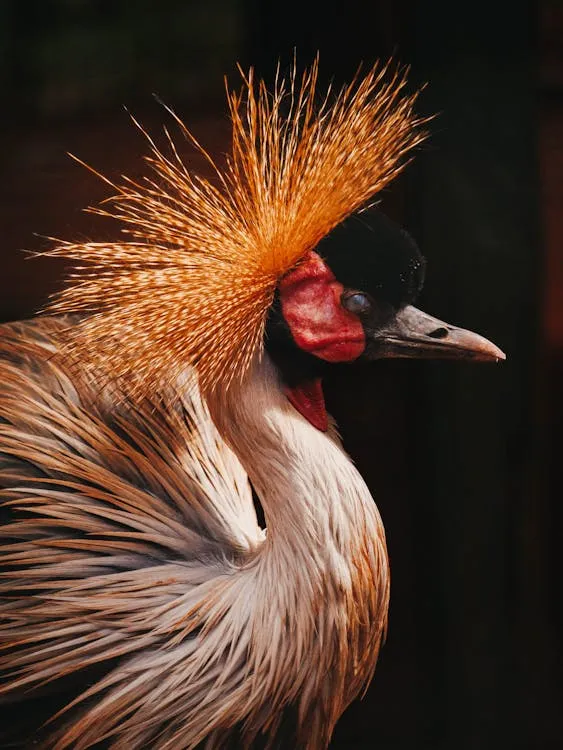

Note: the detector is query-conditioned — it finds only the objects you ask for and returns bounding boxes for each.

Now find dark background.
[1,1,561,748]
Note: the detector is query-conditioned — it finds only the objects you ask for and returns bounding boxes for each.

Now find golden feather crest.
[45,60,428,396]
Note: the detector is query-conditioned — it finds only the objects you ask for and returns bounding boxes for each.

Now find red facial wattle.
[278,251,366,431]
[278,251,366,363]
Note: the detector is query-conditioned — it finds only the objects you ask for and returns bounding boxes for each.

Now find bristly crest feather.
[44,59,428,397]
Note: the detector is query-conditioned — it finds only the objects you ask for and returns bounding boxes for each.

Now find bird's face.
[265,209,505,431]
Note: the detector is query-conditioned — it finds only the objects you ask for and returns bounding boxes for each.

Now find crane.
[0,62,504,749]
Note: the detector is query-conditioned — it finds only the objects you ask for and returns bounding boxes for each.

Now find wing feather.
[0,316,262,736]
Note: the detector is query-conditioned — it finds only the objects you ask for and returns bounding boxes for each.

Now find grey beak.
[367,305,506,363]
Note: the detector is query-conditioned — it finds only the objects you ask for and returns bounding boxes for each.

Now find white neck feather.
[217,357,377,547]
[209,355,390,746]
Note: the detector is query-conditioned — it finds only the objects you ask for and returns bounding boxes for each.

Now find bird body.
[0,316,386,749]
[0,62,504,748]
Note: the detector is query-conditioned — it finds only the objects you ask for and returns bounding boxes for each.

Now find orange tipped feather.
[44,59,428,397]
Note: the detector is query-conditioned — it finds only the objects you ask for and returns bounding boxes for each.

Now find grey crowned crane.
[0,62,504,749]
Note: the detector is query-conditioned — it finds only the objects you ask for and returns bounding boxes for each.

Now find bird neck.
[211,356,378,546]
[208,356,389,741]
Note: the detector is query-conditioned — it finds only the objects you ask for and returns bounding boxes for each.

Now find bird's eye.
[341,291,373,316]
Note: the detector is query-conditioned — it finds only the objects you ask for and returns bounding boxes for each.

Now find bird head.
[264,207,504,430]
[44,60,504,420]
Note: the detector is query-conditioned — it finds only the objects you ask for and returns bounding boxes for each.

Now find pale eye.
[341,291,372,316]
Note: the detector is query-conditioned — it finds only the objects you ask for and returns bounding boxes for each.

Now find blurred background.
[0,0,561,748]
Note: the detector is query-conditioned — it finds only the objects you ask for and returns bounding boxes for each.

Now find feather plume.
[44,59,427,396]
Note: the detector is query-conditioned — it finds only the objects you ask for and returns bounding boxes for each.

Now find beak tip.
[482,341,506,363]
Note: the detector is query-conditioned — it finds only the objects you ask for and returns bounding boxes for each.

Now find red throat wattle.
[285,378,328,432]
[279,251,366,431]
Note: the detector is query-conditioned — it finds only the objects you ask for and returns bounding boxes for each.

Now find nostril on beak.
[427,327,449,339]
